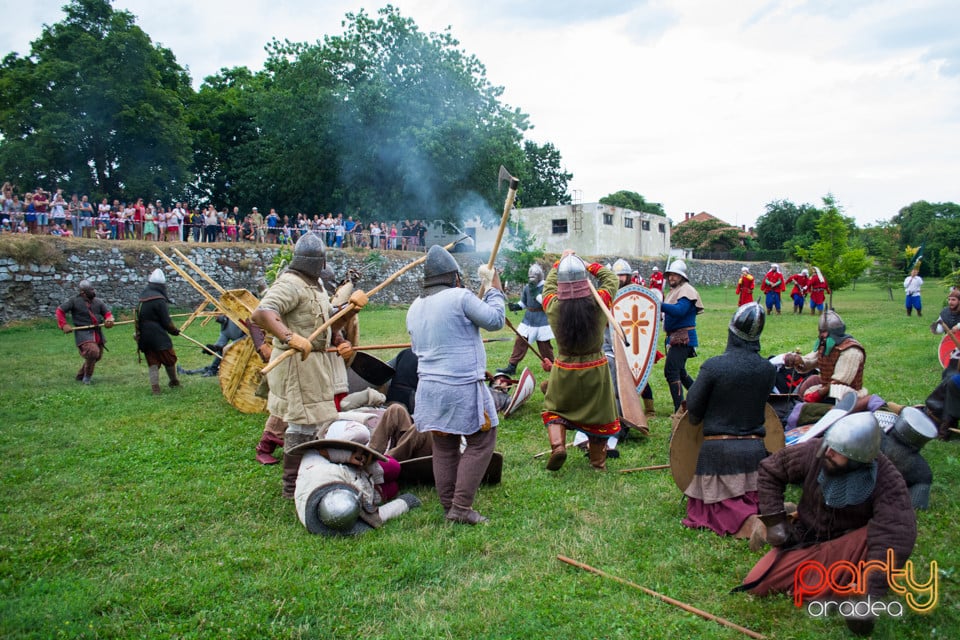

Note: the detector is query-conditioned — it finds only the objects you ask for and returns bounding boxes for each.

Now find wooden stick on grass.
[556,555,766,640]
[619,464,670,474]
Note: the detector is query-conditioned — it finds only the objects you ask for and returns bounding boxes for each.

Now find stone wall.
[0,237,798,324]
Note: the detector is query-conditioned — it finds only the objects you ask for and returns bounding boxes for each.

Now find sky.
[5,0,960,229]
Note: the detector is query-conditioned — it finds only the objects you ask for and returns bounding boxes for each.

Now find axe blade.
[498,165,516,191]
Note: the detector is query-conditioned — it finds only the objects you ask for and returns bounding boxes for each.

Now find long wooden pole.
[556,555,766,640]
[504,316,544,361]
[322,337,508,353]
[176,331,222,359]
[261,236,467,375]
[938,318,960,351]
[619,464,670,474]
[587,278,629,347]
[172,247,227,294]
[72,312,213,332]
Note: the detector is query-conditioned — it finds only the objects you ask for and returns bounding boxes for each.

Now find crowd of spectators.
[0,182,430,251]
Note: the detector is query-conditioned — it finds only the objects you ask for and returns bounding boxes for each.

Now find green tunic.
[541,264,620,436]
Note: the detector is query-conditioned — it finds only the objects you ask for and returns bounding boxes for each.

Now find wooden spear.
[176,331,222,359]
[261,235,468,375]
[503,316,544,361]
[322,337,509,353]
[71,312,212,332]
[556,555,766,640]
[619,464,670,474]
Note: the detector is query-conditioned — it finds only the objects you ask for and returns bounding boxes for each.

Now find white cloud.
[2,0,957,228]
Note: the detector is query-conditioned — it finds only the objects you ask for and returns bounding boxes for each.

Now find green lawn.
[0,285,956,639]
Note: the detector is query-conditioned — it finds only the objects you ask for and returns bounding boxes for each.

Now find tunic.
[516,281,554,344]
[57,295,111,348]
[541,263,620,436]
[407,286,505,436]
[683,333,777,535]
[259,271,341,427]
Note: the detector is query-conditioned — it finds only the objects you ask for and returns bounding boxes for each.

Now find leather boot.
[149,365,161,395]
[587,437,607,471]
[151,384,162,395]
[281,451,302,499]
[255,430,284,465]
[546,423,567,471]
[643,398,656,417]
[165,364,180,388]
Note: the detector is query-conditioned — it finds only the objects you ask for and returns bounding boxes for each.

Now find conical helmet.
[819,412,881,464]
[665,260,688,280]
[289,232,327,279]
[557,255,590,300]
[528,263,544,284]
[729,302,765,342]
[423,245,460,289]
[818,309,845,336]
[612,258,632,276]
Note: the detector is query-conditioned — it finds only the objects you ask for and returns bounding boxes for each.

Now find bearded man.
[738,413,916,637]
[56,279,115,384]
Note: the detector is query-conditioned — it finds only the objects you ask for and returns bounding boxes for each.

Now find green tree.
[671,219,741,252]
[859,222,901,300]
[499,221,545,293]
[795,196,870,303]
[890,200,960,277]
[754,199,821,253]
[0,0,194,201]
[599,190,664,215]
[517,141,571,207]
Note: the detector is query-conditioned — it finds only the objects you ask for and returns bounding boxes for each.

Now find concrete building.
[462,202,671,259]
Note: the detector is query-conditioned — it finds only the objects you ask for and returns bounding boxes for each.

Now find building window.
[624,217,634,229]
[641,220,650,231]
[552,219,568,234]
[659,223,666,233]
[603,213,613,225]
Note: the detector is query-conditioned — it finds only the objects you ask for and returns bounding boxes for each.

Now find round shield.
[939,334,958,369]
[219,336,267,414]
[503,367,535,417]
[670,403,784,493]
[350,351,395,387]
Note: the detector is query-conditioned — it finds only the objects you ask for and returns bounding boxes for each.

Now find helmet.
[729,302,765,342]
[801,269,809,276]
[891,406,937,450]
[148,268,166,284]
[819,412,881,464]
[770,263,779,271]
[741,266,749,273]
[528,263,544,284]
[317,487,361,531]
[557,255,590,300]
[612,258,632,276]
[665,260,688,280]
[289,232,327,279]
[423,244,461,288]
[78,279,95,292]
[818,309,845,336]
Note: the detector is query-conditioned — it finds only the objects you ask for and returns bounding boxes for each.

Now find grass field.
[0,283,957,639]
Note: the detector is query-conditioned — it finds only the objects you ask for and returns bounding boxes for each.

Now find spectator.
[33,188,49,234]
[79,195,95,238]
[67,194,80,234]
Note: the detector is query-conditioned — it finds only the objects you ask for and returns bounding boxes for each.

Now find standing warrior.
[760,263,786,315]
[903,268,923,317]
[496,262,554,376]
[662,260,705,413]
[252,232,368,498]
[648,266,664,293]
[682,303,776,538]
[807,267,830,315]
[784,268,809,314]
[930,287,960,377]
[541,251,621,471]
[56,279,115,384]
[735,266,754,306]
[135,269,181,395]
[406,245,505,524]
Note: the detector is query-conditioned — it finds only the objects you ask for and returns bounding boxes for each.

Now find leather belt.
[703,434,763,441]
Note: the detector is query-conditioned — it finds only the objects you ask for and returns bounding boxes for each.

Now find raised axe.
[487,165,520,270]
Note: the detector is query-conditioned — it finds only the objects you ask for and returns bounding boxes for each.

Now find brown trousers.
[431,427,496,512]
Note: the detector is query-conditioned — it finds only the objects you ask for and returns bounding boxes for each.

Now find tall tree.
[599,190,664,215]
[753,199,820,253]
[0,0,194,201]
[795,195,870,300]
[859,222,901,300]
[517,141,571,207]
[890,200,960,277]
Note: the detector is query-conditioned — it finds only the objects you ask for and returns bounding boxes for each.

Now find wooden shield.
[669,403,785,492]
[612,285,661,393]
[939,333,958,369]
[218,336,267,414]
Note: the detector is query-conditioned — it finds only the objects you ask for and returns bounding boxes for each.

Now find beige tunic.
[259,271,344,426]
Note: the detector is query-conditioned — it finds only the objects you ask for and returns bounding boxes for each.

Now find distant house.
[675,211,755,241]
[673,211,755,254]
[462,203,671,259]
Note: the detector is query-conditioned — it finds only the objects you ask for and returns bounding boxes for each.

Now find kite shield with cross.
[612,284,661,393]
